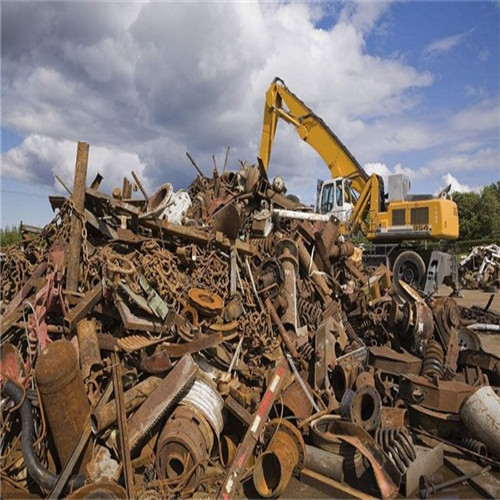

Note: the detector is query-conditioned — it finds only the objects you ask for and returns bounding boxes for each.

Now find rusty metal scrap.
[1,142,500,499]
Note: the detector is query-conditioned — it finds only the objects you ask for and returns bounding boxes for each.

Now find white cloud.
[1,1,435,204]
[2,135,147,193]
[364,161,417,183]
[438,173,479,194]
[0,2,498,225]
[423,29,474,59]
[450,98,500,132]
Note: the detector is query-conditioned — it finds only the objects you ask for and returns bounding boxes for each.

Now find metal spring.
[377,428,416,475]
[342,312,363,350]
[298,296,323,328]
[461,437,488,457]
[298,341,315,362]
[422,340,445,380]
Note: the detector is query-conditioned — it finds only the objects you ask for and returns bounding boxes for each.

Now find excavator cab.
[318,178,353,222]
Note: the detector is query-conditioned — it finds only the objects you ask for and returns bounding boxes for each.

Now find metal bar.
[112,350,134,497]
[64,282,102,332]
[128,353,198,454]
[218,358,288,500]
[54,173,72,195]
[66,141,89,292]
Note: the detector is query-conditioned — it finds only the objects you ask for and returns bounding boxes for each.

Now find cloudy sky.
[1,1,499,228]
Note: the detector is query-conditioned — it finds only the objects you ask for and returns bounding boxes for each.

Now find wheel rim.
[399,263,420,286]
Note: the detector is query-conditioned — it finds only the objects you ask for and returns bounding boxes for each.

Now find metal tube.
[90,376,161,434]
[467,323,500,331]
[304,444,344,482]
[76,318,102,379]
[253,429,299,498]
[460,386,500,458]
[66,141,89,292]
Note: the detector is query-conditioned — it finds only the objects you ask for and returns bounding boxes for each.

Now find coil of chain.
[0,247,35,304]
[240,309,279,383]
[1,201,73,304]
[140,241,186,311]
[191,249,229,302]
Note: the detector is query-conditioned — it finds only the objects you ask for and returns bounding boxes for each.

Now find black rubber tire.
[392,250,426,297]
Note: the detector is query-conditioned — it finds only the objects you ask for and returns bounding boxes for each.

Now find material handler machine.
[259,77,460,296]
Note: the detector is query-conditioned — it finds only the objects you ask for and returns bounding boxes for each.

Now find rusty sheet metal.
[400,374,473,414]
[368,346,422,376]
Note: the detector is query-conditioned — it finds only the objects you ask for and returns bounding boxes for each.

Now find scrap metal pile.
[1,143,500,499]
[460,244,500,291]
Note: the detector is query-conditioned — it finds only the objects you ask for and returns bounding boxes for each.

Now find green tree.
[452,191,481,240]
[478,183,500,240]
[0,225,22,247]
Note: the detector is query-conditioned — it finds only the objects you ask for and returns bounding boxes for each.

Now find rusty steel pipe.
[76,318,102,379]
[276,239,299,332]
[90,376,161,434]
[34,339,91,472]
[253,420,304,498]
[304,444,344,482]
[265,298,307,370]
[66,141,89,292]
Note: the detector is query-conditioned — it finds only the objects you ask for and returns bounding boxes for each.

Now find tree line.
[452,181,500,242]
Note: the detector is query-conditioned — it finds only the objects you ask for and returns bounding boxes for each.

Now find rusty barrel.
[35,339,91,472]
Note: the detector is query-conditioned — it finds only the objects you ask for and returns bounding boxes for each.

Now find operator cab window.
[336,180,343,207]
[321,183,334,213]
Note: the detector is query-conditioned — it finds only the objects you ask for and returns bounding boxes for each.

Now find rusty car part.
[340,385,382,432]
[253,419,306,498]
[400,374,473,414]
[188,287,224,316]
[34,339,92,472]
[376,428,416,475]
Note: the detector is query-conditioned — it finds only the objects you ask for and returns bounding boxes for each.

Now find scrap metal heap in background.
[1,142,500,499]
[460,244,500,292]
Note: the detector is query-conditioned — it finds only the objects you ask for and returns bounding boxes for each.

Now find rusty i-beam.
[66,141,89,292]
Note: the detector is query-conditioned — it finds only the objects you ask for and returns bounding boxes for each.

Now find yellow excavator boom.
[259,77,369,196]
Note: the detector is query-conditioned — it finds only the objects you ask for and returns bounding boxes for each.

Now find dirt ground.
[436,286,500,356]
[436,285,500,315]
